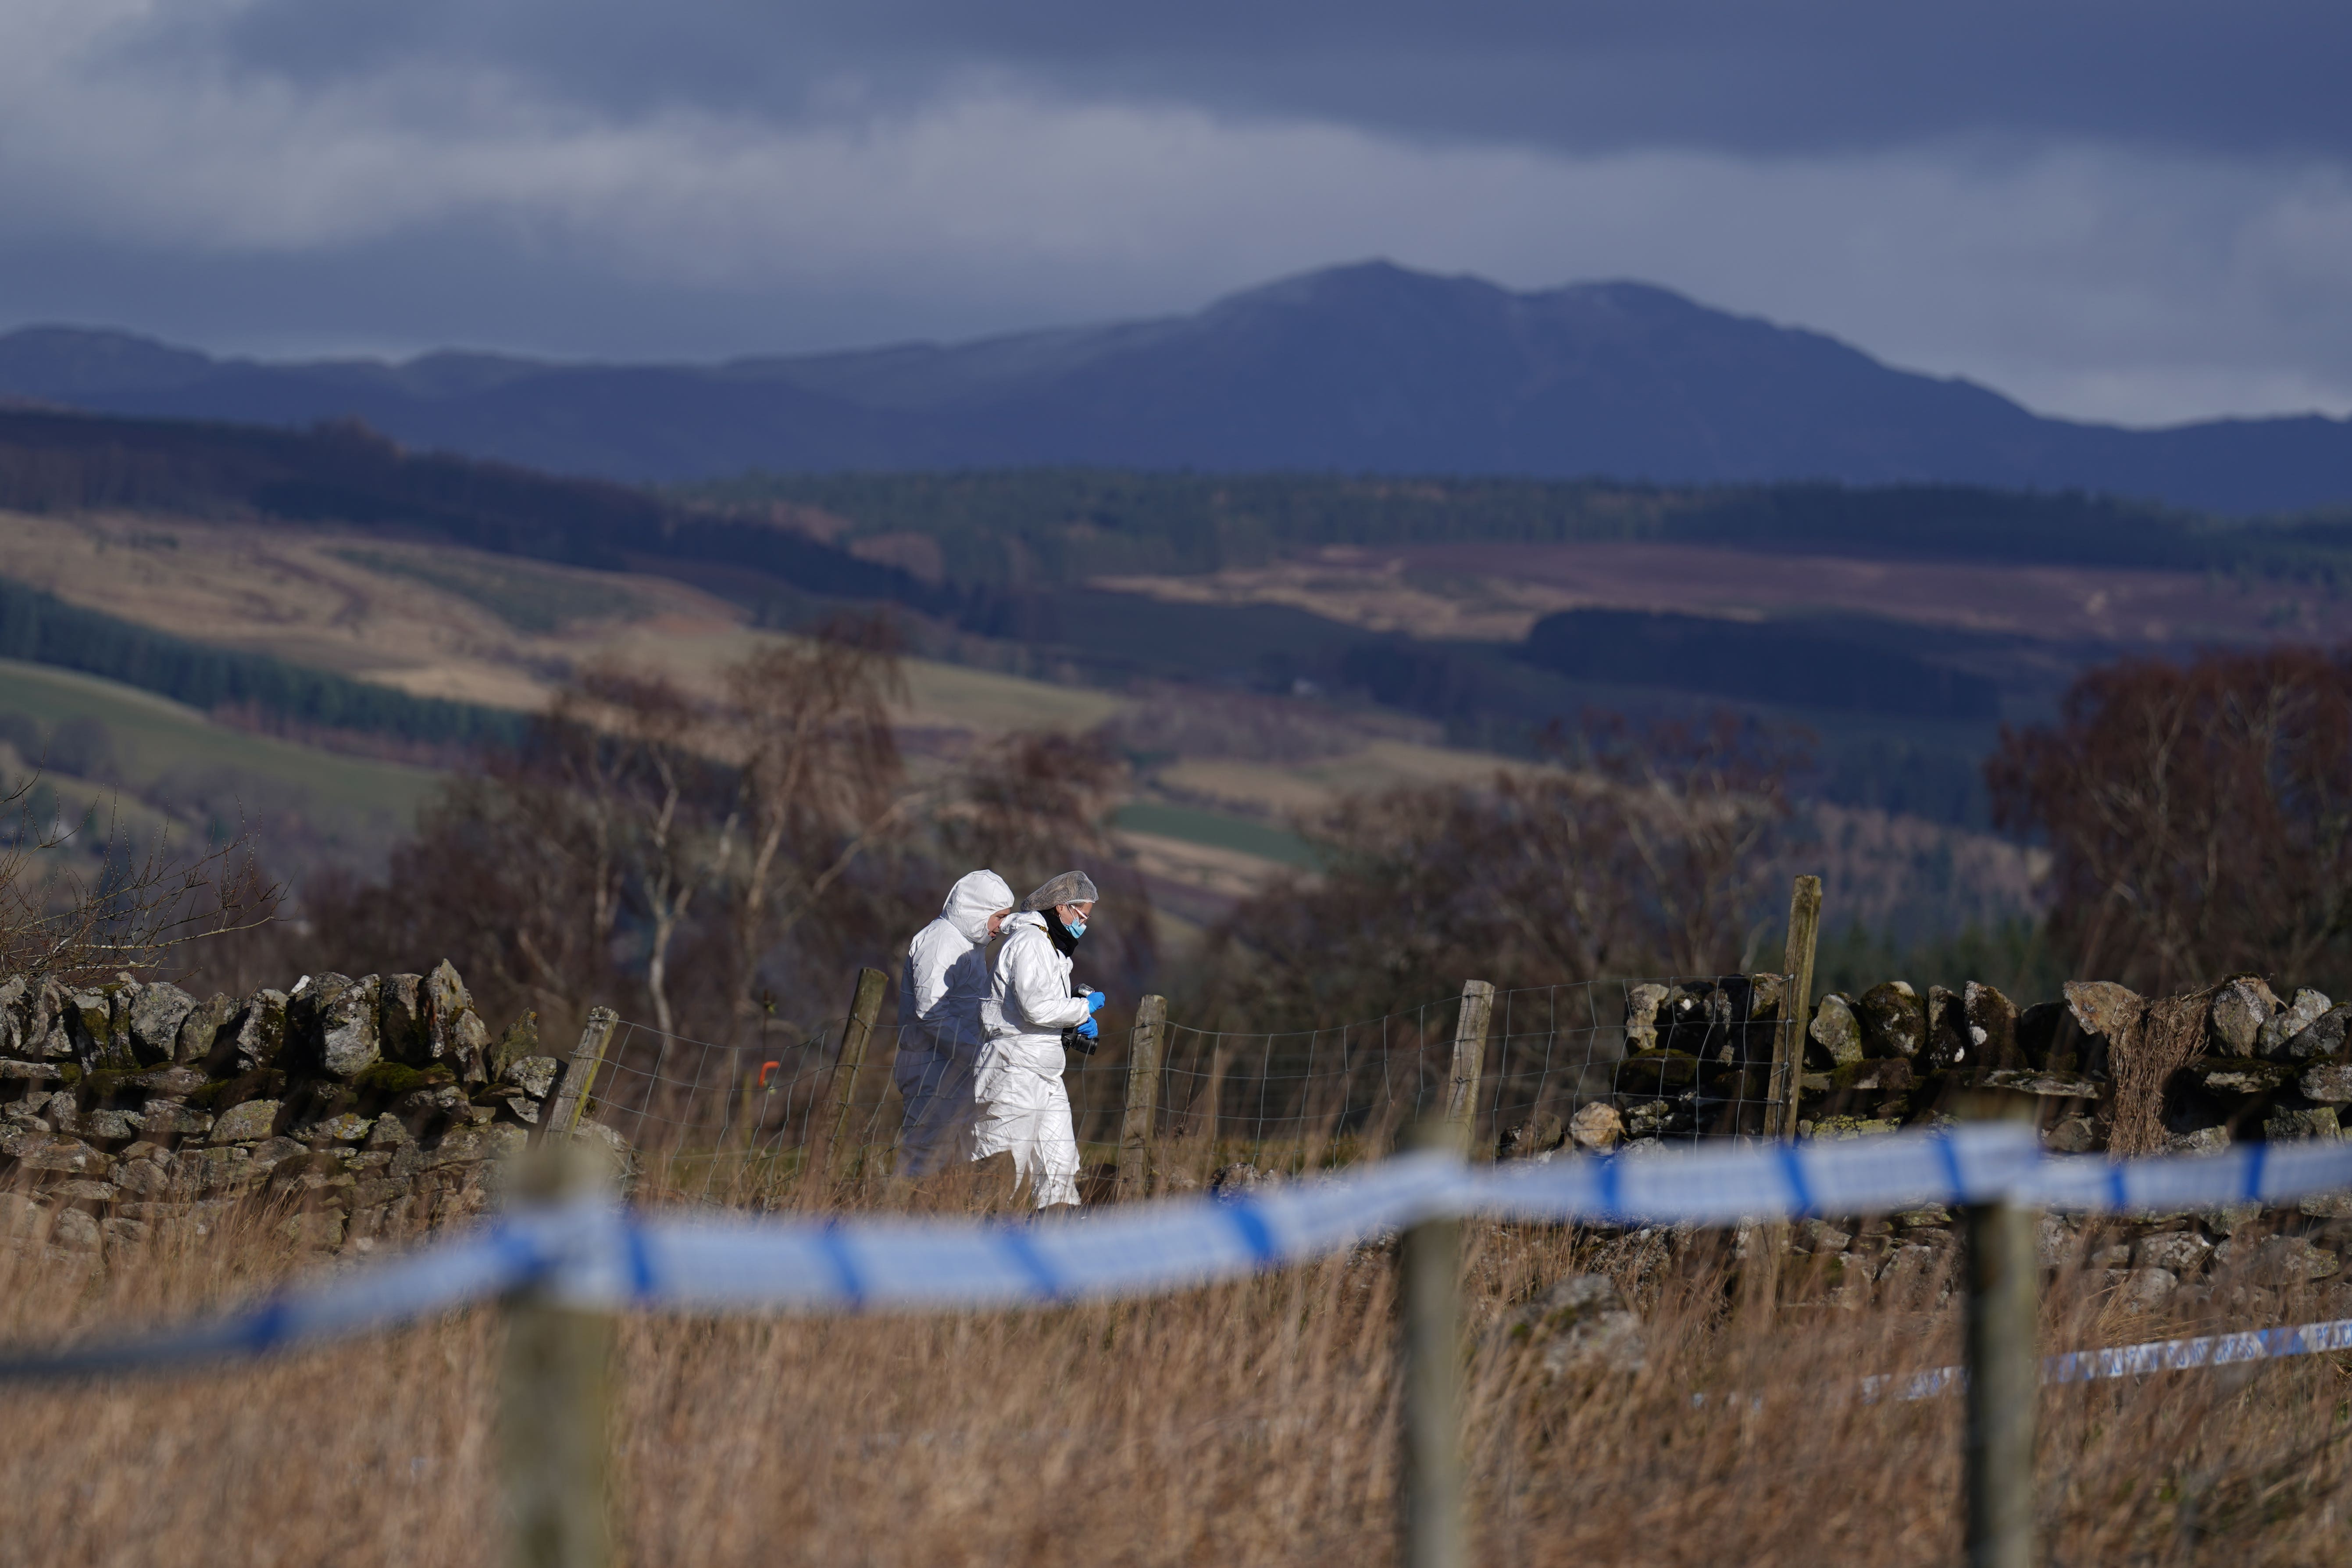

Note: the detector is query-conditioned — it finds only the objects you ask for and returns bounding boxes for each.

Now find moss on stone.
[353,1061,453,1100]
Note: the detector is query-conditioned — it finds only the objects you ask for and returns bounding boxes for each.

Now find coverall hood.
[941,869,1015,947]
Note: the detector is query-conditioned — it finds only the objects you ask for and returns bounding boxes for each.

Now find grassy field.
[3,1182,2348,1566]
[0,659,440,823]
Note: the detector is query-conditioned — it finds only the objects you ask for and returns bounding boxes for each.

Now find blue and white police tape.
[1851,1316,2352,1404]
[6,1123,2352,1380]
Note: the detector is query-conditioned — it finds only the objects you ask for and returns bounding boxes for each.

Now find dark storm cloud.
[4,0,2347,424]
[207,0,2352,159]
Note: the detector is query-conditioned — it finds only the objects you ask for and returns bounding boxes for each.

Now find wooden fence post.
[543,1007,617,1141]
[1773,876,1823,1140]
[1399,1118,1467,1568]
[500,1137,614,1568]
[1117,994,1167,1200]
[1963,1097,2041,1568]
[1442,980,1495,1157]
[817,968,890,1186]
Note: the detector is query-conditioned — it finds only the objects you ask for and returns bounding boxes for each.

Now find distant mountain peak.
[2,267,2348,512]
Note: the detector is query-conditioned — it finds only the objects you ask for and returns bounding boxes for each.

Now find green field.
[0,659,442,824]
[1114,800,1319,867]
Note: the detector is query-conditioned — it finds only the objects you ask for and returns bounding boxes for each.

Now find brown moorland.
[2,1184,2347,1567]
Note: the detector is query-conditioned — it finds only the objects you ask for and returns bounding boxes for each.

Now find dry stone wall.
[0,963,569,1261]
[1492,970,2352,1316]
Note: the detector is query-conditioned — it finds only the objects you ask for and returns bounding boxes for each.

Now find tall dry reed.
[0,1189,2348,1566]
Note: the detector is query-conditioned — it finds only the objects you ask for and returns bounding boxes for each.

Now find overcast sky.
[3,1,2347,425]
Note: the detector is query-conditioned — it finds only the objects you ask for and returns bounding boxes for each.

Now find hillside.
[9,264,2352,511]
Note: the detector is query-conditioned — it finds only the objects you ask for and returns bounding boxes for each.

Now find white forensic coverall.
[893,869,1014,1176]
[973,910,1092,1207]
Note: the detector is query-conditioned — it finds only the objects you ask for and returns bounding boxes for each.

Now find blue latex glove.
[1077,1014,1100,1040]
[1086,990,1106,1015]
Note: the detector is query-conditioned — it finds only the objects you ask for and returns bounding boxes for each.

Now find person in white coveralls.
[893,869,1015,1176]
[974,870,1104,1208]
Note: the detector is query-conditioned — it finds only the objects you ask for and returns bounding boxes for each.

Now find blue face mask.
[1065,920,1087,939]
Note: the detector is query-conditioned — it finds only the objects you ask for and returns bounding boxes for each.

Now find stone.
[2046,1118,2101,1153]
[1878,1244,1950,1308]
[2184,1057,2296,1099]
[316,974,382,1079]
[2114,1267,2179,1312]
[48,1207,101,1250]
[378,973,428,1065]
[1806,1116,1900,1140]
[1498,1114,1563,1160]
[207,1099,282,1144]
[1895,1205,1952,1229]
[1924,986,1970,1069]
[51,1179,117,1204]
[1568,1102,1623,1153]
[2164,1126,2230,1155]
[138,1102,213,1137]
[52,1106,142,1141]
[1980,1069,2104,1099]
[0,1060,63,1081]
[423,960,475,1057]
[134,1065,207,1095]
[2134,1232,2214,1275]
[0,975,29,1058]
[0,1192,46,1240]
[68,987,134,1072]
[126,982,196,1063]
[315,1113,375,1143]
[1853,982,1923,1059]
[281,1211,346,1250]
[2280,1006,2352,1065]
[488,1011,540,1082]
[2264,1106,2341,1143]
[1798,1219,1855,1254]
[113,1158,173,1197]
[2299,1193,2352,1219]
[1964,982,2022,1070]
[1208,1163,1270,1197]
[451,1011,491,1084]
[1621,982,1670,1053]
[2248,1235,2341,1283]
[2301,1063,2352,1104]
[1495,1275,1646,1377]
[2065,980,2145,1042]
[227,991,289,1074]
[247,1136,307,1172]
[2202,1203,2263,1236]
[501,1055,561,1099]
[101,1217,151,1248]
[2209,976,2279,1057]
[1807,995,1864,1068]
[2036,1214,2081,1268]
[2257,989,2333,1059]
[17,1136,109,1175]
[173,993,238,1065]
[365,1114,413,1150]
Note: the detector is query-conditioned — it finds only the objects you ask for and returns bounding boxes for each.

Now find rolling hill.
[7,263,2352,512]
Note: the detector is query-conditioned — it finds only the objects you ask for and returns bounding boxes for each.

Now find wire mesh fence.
[564,969,1799,1208]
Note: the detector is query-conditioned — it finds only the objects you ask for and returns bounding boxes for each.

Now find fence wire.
[575,972,1798,1206]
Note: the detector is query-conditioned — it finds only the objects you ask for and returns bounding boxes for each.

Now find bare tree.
[1187,710,1801,1032]
[719,616,910,1035]
[0,775,279,986]
[1989,645,2352,993]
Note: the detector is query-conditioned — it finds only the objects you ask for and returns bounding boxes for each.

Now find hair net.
[1020,870,1099,912]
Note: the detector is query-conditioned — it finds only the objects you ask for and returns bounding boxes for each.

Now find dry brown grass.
[3,1193,2351,1567]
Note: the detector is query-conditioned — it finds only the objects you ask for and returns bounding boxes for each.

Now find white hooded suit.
[973,910,1092,1206]
[893,869,1014,1175]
